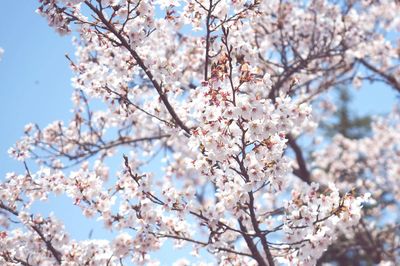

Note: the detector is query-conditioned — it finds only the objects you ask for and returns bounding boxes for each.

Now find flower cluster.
[281,182,367,265]
[7,136,33,161]
[188,69,312,194]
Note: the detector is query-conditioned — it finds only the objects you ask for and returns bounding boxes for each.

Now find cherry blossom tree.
[1,0,399,265]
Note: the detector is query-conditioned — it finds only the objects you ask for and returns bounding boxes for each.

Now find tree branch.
[204,0,213,80]
[358,58,400,93]
[287,134,311,184]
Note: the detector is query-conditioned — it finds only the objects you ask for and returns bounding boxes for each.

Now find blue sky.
[0,1,398,264]
[0,2,74,177]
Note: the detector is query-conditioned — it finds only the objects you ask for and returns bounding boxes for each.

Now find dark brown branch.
[12,257,32,266]
[238,219,268,265]
[0,203,62,264]
[248,192,275,266]
[204,0,213,80]
[30,225,62,264]
[287,134,311,184]
[221,26,236,105]
[358,58,400,93]
[235,122,275,265]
